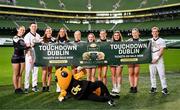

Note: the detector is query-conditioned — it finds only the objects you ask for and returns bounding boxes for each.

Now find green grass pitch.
[0,47,180,109]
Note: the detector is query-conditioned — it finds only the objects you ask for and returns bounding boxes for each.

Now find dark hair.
[30,22,37,26]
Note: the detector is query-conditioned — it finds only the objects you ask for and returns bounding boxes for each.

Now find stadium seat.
[0,0,177,11]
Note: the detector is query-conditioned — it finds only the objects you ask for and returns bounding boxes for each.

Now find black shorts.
[11,55,25,63]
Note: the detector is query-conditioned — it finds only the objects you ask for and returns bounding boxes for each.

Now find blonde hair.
[87,33,96,42]
[17,26,25,36]
[17,25,25,30]
[112,31,123,41]
[57,27,69,41]
[151,26,159,32]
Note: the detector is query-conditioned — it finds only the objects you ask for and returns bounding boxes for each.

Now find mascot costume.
[55,67,115,106]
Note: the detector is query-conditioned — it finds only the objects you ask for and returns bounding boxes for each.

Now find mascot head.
[55,67,87,102]
[55,67,72,91]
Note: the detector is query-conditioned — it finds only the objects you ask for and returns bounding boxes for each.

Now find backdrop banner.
[34,41,152,66]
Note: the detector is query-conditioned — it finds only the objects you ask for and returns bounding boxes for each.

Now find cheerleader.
[110,31,123,96]
[127,28,141,93]
[11,26,26,94]
[55,27,70,92]
[97,30,108,86]
[86,33,97,82]
[71,30,85,74]
[41,27,56,92]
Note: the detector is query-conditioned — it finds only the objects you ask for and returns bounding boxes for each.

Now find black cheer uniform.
[11,36,26,63]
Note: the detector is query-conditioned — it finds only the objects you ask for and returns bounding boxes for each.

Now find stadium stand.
[0,0,179,11]
[15,21,57,30]
[65,23,88,31]
[0,18,179,32]
[43,0,60,9]
[91,23,114,31]
[16,0,40,8]
[114,19,180,31]
[0,19,16,29]
[0,0,179,36]
[0,0,16,5]
[63,0,179,11]
[46,22,65,30]
[20,19,180,31]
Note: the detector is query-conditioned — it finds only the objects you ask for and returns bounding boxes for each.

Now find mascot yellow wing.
[73,69,86,80]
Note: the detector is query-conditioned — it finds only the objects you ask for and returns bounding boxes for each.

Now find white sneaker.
[114,88,120,94]
[111,88,116,92]
[116,84,121,93]
[110,91,119,96]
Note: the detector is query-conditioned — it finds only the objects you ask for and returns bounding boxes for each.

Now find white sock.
[112,84,116,92]
[116,84,121,93]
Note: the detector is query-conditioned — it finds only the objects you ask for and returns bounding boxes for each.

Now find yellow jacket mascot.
[55,67,115,106]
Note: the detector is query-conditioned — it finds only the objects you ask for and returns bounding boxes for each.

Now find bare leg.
[116,66,123,92]
[128,64,134,87]
[102,66,108,86]
[17,63,25,88]
[47,67,52,86]
[42,67,47,87]
[91,68,96,82]
[98,66,102,81]
[86,68,91,81]
[110,66,116,91]
[134,64,140,87]
[12,63,20,89]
